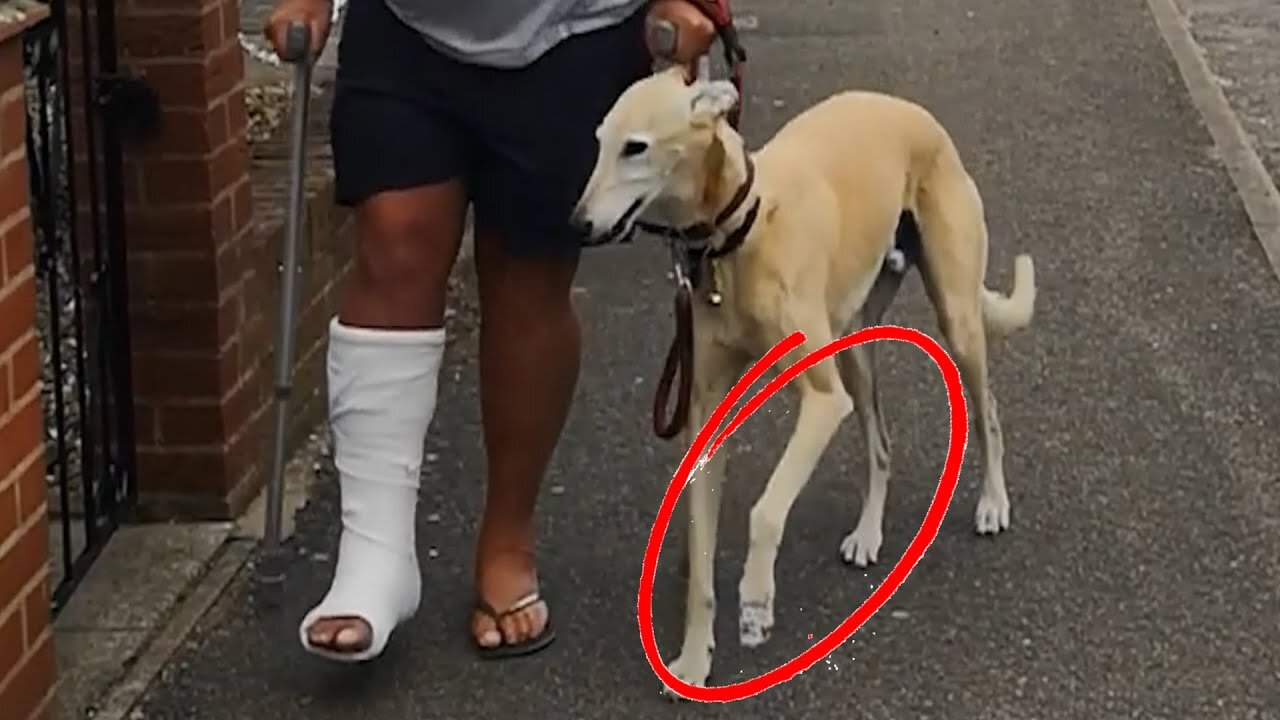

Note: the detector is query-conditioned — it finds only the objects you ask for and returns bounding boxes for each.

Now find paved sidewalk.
[137,0,1280,717]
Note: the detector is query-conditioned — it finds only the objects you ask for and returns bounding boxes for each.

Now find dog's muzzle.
[572,197,646,245]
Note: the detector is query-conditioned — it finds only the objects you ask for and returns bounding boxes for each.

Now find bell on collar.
[707,258,725,306]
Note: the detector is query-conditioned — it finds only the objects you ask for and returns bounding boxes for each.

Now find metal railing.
[23,0,137,615]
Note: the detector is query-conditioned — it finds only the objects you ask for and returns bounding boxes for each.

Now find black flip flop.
[474,591,557,660]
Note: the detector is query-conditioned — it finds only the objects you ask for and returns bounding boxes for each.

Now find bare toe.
[307,617,372,654]
[499,599,546,644]
[472,610,503,649]
[307,619,336,647]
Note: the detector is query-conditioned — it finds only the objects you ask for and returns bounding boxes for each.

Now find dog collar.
[636,153,759,257]
[706,194,760,259]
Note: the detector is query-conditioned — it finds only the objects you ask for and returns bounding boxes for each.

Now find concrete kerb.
[53,436,325,720]
[1147,0,1280,281]
[51,524,243,720]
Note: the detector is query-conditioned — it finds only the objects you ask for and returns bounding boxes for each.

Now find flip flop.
[473,591,557,660]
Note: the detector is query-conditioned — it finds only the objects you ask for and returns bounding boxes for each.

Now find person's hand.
[263,0,333,63]
[645,0,716,66]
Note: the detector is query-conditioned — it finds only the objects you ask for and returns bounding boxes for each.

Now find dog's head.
[571,66,742,243]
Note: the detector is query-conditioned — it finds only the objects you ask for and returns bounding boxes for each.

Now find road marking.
[1147,0,1280,282]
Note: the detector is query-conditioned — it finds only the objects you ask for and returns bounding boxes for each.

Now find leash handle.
[646,0,747,128]
[727,58,745,128]
[690,0,747,128]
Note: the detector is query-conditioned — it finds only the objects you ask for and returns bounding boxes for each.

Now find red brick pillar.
[0,6,59,719]
[117,0,261,518]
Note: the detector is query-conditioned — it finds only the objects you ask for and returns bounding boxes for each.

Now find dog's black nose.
[569,210,594,237]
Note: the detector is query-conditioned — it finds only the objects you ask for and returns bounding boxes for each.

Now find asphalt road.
[143,0,1280,717]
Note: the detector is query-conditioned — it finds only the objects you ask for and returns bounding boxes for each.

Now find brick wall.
[105,0,350,520]
[113,0,259,519]
[0,5,59,719]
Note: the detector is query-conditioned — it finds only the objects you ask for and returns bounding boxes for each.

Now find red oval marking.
[636,324,969,703]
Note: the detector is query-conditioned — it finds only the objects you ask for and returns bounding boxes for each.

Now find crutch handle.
[281,21,312,64]
[645,0,717,66]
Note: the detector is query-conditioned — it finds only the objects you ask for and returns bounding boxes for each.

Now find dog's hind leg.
[937,297,1009,534]
[662,341,746,698]
[916,171,1012,535]
[739,322,853,648]
[836,270,903,567]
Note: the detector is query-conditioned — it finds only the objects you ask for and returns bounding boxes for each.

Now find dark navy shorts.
[330,0,651,256]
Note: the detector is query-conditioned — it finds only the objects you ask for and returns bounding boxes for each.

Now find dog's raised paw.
[738,599,774,648]
[661,651,713,701]
[974,492,1011,535]
[839,525,882,567]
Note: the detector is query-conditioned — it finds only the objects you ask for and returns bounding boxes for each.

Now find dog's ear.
[688,79,740,125]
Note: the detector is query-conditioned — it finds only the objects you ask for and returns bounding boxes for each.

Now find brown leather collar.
[636,152,759,258]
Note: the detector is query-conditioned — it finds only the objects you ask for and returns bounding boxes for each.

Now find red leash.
[651,0,747,440]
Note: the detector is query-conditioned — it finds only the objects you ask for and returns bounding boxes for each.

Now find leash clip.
[670,241,694,293]
[669,236,726,307]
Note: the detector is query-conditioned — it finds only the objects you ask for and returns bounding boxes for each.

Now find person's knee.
[357,204,459,288]
[346,187,466,325]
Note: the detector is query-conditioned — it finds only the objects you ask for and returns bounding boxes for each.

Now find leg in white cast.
[299,317,445,662]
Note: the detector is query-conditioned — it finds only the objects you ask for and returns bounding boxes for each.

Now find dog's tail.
[981,254,1036,337]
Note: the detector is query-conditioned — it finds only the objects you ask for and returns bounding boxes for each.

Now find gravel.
[23,39,91,523]
[246,80,291,145]
[33,234,89,521]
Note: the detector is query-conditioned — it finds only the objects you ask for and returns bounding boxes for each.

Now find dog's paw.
[738,598,774,648]
[661,650,713,701]
[974,492,1011,535]
[839,524,882,567]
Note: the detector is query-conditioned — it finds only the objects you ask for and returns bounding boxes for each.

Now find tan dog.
[572,67,1036,696]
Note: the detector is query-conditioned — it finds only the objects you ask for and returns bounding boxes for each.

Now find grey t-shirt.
[383,0,649,68]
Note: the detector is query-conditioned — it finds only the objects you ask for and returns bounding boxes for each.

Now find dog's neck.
[636,124,761,257]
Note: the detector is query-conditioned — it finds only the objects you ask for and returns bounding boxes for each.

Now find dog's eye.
[621,139,649,158]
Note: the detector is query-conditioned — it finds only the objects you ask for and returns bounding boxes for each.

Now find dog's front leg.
[663,343,741,700]
[740,363,853,648]
[662,441,724,697]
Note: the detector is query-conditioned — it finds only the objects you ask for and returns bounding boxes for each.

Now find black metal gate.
[23,0,139,614]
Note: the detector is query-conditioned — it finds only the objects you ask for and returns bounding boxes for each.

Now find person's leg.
[467,228,580,651]
[298,0,471,661]
[300,184,466,661]
[465,8,652,653]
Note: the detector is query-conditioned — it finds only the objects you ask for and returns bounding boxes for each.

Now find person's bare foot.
[471,546,552,653]
[305,616,373,655]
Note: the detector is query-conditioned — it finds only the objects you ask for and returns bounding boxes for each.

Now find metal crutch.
[258,20,314,603]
